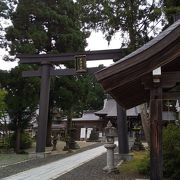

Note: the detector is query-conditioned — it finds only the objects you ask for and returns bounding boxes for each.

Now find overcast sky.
[0,31,121,70]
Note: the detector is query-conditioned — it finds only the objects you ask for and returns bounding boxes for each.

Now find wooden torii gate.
[95,20,180,180]
[17,49,127,154]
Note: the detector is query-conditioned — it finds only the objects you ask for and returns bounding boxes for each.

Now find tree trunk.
[63,110,73,150]
[15,127,21,153]
[46,117,52,147]
[140,103,150,145]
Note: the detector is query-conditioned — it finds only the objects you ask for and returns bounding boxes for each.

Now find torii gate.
[17,49,127,155]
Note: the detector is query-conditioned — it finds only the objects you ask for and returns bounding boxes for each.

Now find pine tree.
[162,0,180,25]
[0,66,40,153]
[0,0,17,48]
[78,0,162,51]
[5,0,87,56]
[5,0,92,148]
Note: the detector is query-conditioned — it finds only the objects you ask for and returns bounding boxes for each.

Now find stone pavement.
[0,139,148,180]
[0,142,102,179]
[2,144,108,180]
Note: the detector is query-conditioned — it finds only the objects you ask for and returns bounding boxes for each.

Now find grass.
[0,154,29,167]
[119,150,149,173]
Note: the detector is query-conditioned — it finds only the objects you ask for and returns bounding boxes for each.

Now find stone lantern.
[103,121,118,173]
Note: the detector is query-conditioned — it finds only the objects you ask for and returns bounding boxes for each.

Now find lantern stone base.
[103,143,117,173]
[103,166,119,174]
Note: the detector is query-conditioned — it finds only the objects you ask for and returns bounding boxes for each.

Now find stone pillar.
[36,62,51,154]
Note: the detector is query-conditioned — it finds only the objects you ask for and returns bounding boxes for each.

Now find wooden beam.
[22,67,103,77]
[18,49,127,64]
[163,92,180,100]
[22,70,41,77]
[142,71,180,90]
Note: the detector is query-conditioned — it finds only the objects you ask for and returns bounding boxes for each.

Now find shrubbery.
[4,132,33,150]
[137,153,150,175]
[138,124,180,179]
[163,124,180,179]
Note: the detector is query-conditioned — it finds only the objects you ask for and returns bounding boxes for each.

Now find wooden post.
[116,103,129,154]
[36,62,51,153]
[150,79,163,180]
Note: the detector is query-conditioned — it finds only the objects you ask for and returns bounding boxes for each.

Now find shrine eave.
[95,20,180,109]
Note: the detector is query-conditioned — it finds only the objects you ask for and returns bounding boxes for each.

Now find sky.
[0,31,121,70]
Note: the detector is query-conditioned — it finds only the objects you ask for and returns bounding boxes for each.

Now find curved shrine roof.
[95,20,180,109]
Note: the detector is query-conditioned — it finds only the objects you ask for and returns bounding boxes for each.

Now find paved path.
[2,144,110,180]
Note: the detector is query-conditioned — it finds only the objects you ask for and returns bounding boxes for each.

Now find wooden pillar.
[116,103,129,154]
[150,82,163,180]
[36,62,51,153]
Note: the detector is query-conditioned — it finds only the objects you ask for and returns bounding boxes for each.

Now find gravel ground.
[56,148,148,180]
[56,153,120,180]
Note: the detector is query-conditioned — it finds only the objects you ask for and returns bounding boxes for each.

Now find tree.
[50,74,104,149]
[5,0,88,56]
[161,0,180,26]
[5,0,89,147]
[78,0,162,51]
[0,0,17,48]
[0,66,39,153]
[0,0,9,48]
[0,88,8,135]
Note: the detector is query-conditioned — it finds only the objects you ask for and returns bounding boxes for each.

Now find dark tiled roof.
[95,98,139,117]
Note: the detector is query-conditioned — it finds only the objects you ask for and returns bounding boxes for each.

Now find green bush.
[89,129,99,141]
[5,132,33,150]
[20,132,33,149]
[138,124,180,179]
[137,153,150,175]
[163,124,180,179]
[3,136,11,149]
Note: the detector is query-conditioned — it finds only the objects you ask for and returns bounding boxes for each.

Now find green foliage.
[0,89,7,118]
[78,0,162,51]
[2,135,11,150]
[137,153,150,175]
[0,0,8,18]
[88,129,99,141]
[137,124,180,179]
[0,66,39,131]
[120,151,149,173]
[3,0,104,148]
[53,75,104,117]
[0,66,39,152]
[5,0,88,56]
[163,124,180,179]
[5,132,32,150]
[0,0,17,48]
[161,0,180,26]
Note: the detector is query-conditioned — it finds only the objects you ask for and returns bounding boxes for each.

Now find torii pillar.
[36,62,51,154]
